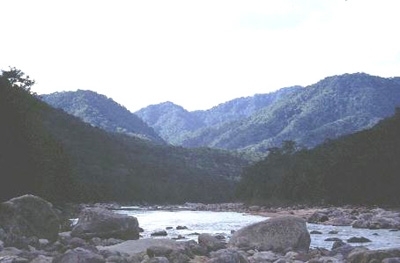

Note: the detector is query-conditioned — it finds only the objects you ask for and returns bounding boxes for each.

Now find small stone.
[151,230,168,237]
[310,230,323,234]
[347,236,371,243]
[325,237,342,242]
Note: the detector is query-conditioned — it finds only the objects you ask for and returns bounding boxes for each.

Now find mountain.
[192,86,303,126]
[134,101,204,144]
[41,90,164,144]
[135,86,302,145]
[142,73,400,152]
[1,71,248,203]
[236,108,400,206]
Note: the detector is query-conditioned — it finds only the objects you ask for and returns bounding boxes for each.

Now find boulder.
[53,247,105,263]
[97,238,179,256]
[229,216,310,253]
[71,207,140,240]
[347,236,371,243]
[198,234,226,252]
[208,249,249,263]
[0,195,60,245]
[347,248,400,263]
[308,211,329,223]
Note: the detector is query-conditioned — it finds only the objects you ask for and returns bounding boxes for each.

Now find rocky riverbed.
[0,196,400,263]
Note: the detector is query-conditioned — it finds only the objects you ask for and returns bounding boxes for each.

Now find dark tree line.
[0,68,246,204]
[0,68,75,202]
[236,109,400,206]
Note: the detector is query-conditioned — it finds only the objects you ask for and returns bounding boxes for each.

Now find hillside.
[134,101,204,144]
[0,70,248,203]
[179,73,400,151]
[136,86,301,145]
[236,108,400,206]
[41,90,164,144]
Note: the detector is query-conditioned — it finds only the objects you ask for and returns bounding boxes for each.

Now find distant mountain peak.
[138,73,400,152]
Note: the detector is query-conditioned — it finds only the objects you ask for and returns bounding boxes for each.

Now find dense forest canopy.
[0,68,248,204]
[0,68,74,202]
[2,68,400,207]
[236,109,400,206]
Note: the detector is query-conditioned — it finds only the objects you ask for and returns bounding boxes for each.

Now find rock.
[198,234,226,252]
[145,257,170,263]
[331,217,354,226]
[383,258,400,263]
[53,247,105,263]
[146,244,191,263]
[0,195,60,246]
[147,246,174,258]
[176,226,188,230]
[347,237,371,243]
[324,238,342,242]
[97,238,179,256]
[151,230,168,237]
[229,216,311,253]
[248,251,279,263]
[310,230,323,234]
[330,243,356,258]
[65,237,87,248]
[328,230,339,234]
[208,248,249,263]
[71,207,140,240]
[30,255,53,263]
[308,212,329,223]
[183,240,207,256]
[331,240,347,250]
[351,209,400,230]
[347,248,400,263]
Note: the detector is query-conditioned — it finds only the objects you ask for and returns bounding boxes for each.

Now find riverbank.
[176,202,400,229]
[1,196,400,262]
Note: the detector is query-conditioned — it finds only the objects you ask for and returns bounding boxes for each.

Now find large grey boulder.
[228,216,310,253]
[71,207,140,240]
[347,248,400,263]
[53,247,105,263]
[198,233,226,252]
[0,195,60,246]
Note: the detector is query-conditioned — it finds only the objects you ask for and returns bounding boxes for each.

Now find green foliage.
[1,70,248,203]
[42,90,164,144]
[236,111,400,206]
[136,87,301,146]
[1,67,35,93]
[0,69,74,202]
[140,73,400,154]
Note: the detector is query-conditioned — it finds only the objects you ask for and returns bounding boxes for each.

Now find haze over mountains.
[43,73,400,153]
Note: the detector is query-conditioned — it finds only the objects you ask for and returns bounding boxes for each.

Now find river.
[115,208,400,250]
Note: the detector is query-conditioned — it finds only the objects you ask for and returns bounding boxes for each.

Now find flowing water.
[115,208,400,250]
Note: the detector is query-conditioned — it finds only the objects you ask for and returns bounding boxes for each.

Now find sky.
[1,0,400,112]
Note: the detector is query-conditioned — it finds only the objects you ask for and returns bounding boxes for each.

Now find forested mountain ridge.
[135,86,302,145]
[134,101,205,144]
[42,73,400,155]
[41,90,164,144]
[179,73,400,152]
[236,108,400,206]
[1,70,249,203]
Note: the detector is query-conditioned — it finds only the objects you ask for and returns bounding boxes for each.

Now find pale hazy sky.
[1,0,400,112]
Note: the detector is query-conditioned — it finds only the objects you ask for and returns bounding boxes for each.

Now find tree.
[1,67,35,93]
